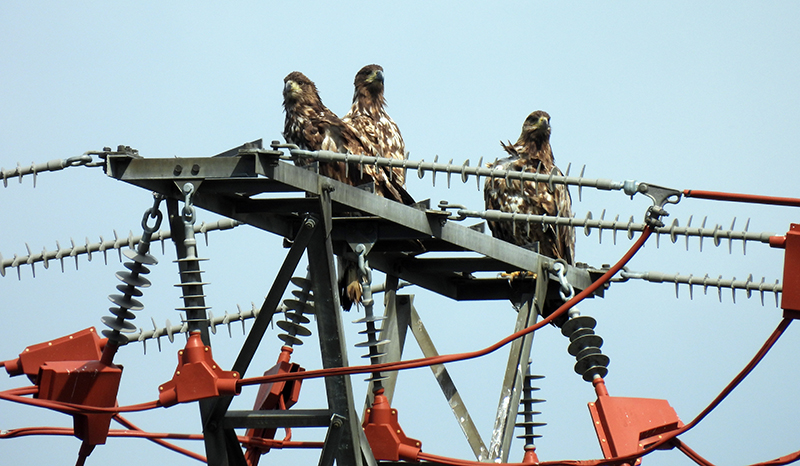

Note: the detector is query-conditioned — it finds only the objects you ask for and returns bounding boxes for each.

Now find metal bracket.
[318,414,347,466]
[438,200,469,221]
[635,183,681,228]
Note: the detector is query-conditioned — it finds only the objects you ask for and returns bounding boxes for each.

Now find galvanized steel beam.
[407,297,488,461]
[307,192,364,466]
[489,262,547,463]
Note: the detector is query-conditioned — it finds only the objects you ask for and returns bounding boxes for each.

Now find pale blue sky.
[2,2,799,465]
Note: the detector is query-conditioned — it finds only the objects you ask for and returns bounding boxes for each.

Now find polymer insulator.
[277,273,315,347]
[516,362,546,448]
[437,207,774,254]
[561,313,609,382]
[0,219,239,279]
[353,243,390,386]
[102,196,163,348]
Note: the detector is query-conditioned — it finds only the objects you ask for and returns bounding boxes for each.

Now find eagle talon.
[500,270,537,282]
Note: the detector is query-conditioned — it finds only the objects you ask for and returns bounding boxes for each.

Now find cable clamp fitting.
[637,183,681,228]
[552,260,575,302]
[437,200,468,221]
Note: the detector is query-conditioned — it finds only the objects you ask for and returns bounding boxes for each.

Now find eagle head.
[520,110,551,142]
[354,64,385,96]
[283,71,319,105]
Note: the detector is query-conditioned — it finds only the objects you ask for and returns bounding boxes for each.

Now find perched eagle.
[484,111,575,265]
[282,71,412,203]
[282,70,414,310]
[342,64,407,187]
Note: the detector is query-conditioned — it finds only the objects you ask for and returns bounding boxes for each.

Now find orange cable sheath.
[113,414,207,463]
[683,189,800,208]
[239,226,654,389]
[396,245,792,466]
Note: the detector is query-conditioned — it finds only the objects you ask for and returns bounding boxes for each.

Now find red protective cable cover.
[674,439,716,466]
[0,388,160,415]
[239,226,655,389]
[683,189,800,208]
[113,415,207,463]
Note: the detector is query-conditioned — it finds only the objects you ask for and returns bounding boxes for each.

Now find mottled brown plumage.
[484,111,575,264]
[282,70,412,204]
[282,70,414,310]
[343,64,407,187]
[282,71,363,185]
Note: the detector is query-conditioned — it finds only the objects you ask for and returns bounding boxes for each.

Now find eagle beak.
[367,69,384,84]
[283,80,300,98]
[537,116,550,132]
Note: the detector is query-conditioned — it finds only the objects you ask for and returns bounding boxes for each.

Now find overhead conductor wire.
[683,189,800,208]
[413,317,794,466]
[0,226,654,425]
[239,226,654,388]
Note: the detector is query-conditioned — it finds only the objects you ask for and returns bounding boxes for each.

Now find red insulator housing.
[244,346,304,464]
[158,332,240,407]
[588,378,682,464]
[781,224,800,316]
[37,359,122,445]
[362,390,421,462]
[4,328,105,382]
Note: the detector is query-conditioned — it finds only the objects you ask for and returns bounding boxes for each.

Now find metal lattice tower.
[96,139,599,465]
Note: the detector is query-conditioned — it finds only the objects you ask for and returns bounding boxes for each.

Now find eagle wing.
[345,113,406,186]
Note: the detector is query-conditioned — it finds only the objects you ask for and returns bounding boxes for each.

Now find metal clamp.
[438,200,469,221]
[552,260,575,302]
[356,244,373,307]
[181,183,196,225]
[142,193,165,234]
[636,183,682,228]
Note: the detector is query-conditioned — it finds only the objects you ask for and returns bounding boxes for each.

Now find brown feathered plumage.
[282,70,414,310]
[282,70,412,204]
[343,64,407,187]
[484,111,575,264]
[282,71,364,185]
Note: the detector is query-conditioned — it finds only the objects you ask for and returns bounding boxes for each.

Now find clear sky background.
[2,2,799,465]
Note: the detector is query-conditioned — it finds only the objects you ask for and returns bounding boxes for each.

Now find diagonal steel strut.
[201,215,317,465]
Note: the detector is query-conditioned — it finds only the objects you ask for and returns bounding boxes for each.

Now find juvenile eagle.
[484,111,575,265]
[282,71,413,310]
[282,71,412,203]
[343,64,407,187]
